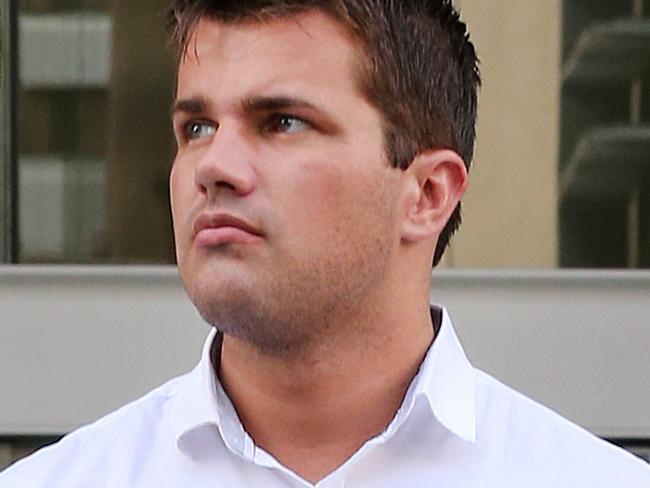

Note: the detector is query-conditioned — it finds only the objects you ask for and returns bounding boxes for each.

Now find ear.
[401,149,468,244]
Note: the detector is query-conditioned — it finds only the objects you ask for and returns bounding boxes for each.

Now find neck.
[217,298,435,483]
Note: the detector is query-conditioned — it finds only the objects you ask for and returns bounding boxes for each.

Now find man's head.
[167,1,478,355]
[169,0,480,266]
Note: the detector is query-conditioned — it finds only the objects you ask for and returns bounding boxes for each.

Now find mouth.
[192,212,263,247]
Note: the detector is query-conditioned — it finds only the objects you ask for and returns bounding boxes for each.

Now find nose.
[194,123,256,199]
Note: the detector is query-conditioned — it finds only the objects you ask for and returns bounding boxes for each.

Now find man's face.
[170,11,404,353]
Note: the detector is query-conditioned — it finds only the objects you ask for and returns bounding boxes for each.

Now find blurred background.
[1,0,649,268]
[1,0,649,470]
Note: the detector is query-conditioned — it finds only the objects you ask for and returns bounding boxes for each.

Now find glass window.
[14,0,175,264]
[560,0,650,268]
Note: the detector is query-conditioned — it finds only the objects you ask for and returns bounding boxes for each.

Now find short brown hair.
[168,0,480,267]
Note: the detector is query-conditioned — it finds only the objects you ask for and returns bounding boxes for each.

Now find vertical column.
[641,54,650,267]
[637,0,650,268]
[449,0,561,268]
[0,0,18,263]
[105,0,176,263]
[628,0,645,267]
[627,65,641,267]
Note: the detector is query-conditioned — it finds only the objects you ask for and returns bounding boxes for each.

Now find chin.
[187,268,314,354]
[188,263,257,320]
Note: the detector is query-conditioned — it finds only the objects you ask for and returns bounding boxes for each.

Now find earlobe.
[401,149,468,244]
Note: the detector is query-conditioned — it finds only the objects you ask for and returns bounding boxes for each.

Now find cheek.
[289,159,351,219]
[169,170,182,229]
[280,156,382,245]
[170,160,195,208]
[169,164,195,246]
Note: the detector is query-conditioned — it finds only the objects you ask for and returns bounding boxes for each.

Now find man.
[1,0,649,486]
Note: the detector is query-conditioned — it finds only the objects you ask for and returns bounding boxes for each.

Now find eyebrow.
[171,95,329,122]
[171,98,207,116]
[241,95,319,114]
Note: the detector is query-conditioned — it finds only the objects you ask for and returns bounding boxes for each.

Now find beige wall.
[444,1,561,268]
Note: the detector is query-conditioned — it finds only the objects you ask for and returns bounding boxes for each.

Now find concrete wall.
[1,266,649,439]
[446,1,561,268]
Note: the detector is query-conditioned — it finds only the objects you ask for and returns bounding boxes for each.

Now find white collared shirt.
[1,309,649,487]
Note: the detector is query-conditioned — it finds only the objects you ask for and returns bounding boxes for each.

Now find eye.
[183,120,216,141]
[266,114,309,134]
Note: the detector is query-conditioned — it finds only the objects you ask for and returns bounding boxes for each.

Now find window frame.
[0,0,17,264]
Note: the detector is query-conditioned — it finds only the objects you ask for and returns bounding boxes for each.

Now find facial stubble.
[185,176,400,359]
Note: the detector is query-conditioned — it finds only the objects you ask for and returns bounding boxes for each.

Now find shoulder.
[0,373,188,488]
[473,369,650,486]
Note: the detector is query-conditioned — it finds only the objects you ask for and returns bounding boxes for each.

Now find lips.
[192,213,263,246]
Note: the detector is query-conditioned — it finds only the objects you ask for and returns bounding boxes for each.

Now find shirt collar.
[411,306,477,443]
[170,306,476,457]
[171,327,246,457]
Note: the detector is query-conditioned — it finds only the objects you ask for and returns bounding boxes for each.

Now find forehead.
[177,10,363,102]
